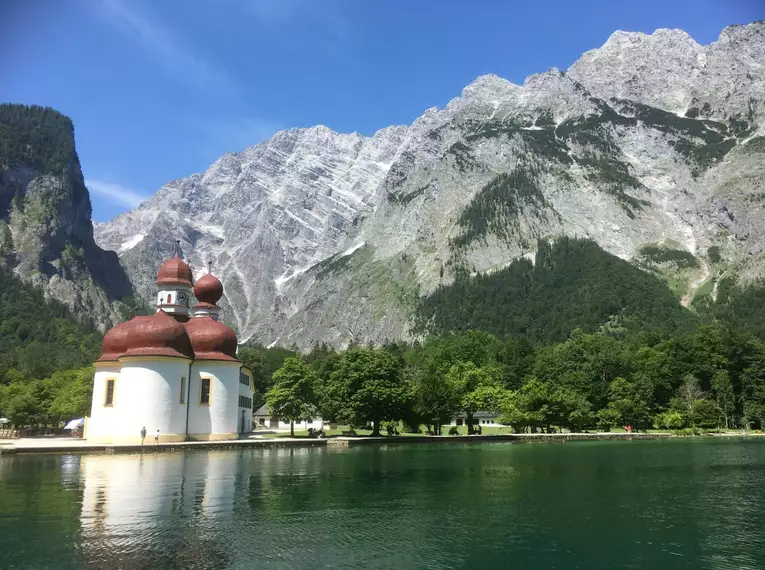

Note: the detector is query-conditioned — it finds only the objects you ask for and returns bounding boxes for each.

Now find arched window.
[167,294,172,303]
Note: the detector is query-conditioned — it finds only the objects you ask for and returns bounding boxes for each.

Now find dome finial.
[207,260,212,274]
[175,239,181,258]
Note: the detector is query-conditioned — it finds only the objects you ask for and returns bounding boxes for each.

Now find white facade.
[449,414,503,427]
[187,361,243,440]
[88,357,191,443]
[155,285,192,319]
[87,358,254,443]
[87,363,121,442]
[85,255,254,444]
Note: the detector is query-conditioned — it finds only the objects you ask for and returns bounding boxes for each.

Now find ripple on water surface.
[1,438,764,569]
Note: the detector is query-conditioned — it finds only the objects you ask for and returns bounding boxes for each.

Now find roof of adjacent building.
[254,404,271,416]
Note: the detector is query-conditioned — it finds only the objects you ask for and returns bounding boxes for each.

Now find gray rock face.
[0,106,135,329]
[95,21,765,348]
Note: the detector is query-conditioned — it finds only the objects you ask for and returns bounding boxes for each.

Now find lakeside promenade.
[0,432,674,455]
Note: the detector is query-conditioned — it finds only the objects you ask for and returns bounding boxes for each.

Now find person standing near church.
[140,426,147,445]
[154,429,159,444]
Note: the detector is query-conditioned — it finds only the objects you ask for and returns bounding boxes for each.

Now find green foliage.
[320,347,410,436]
[0,104,75,174]
[239,344,297,409]
[420,237,696,343]
[452,170,549,248]
[700,279,765,341]
[639,245,699,269]
[0,366,93,426]
[0,267,100,381]
[707,246,721,264]
[266,357,317,436]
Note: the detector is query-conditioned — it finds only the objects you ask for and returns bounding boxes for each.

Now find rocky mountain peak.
[95,21,765,349]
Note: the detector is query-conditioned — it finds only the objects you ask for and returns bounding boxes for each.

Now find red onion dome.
[194,272,223,305]
[155,254,193,288]
[184,317,239,361]
[121,310,194,359]
[96,321,130,362]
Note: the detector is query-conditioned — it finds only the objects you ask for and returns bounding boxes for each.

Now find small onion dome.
[194,272,223,305]
[155,254,193,288]
[184,316,239,361]
[96,321,130,362]
[121,310,194,359]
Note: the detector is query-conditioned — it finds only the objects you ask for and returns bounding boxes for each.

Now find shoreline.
[0,432,677,456]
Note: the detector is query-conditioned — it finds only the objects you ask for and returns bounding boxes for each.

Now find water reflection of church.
[86,251,254,443]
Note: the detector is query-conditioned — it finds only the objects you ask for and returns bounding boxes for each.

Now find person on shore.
[154,429,159,444]
[140,426,147,445]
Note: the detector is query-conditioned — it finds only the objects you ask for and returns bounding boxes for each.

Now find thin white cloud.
[244,0,351,56]
[86,179,149,209]
[96,0,234,91]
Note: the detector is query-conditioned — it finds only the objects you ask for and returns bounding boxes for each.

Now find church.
[86,250,254,443]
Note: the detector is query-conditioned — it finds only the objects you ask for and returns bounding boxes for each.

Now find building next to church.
[86,251,254,443]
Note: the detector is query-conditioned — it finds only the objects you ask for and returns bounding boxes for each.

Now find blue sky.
[2,0,762,222]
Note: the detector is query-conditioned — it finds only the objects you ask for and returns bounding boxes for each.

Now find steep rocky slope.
[0,104,134,329]
[96,21,765,348]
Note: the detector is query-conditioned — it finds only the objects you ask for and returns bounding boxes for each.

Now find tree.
[239,344,298,409]
[47,367,94,421]
[322,348,410,436]
[505,377,554,433]
[266,357,317,437]
[599,377,652,431]
[411,366,460,435]
[654,410,686,430]
[690,399,722,429]
[446,362,502,433]
[711,370,735,428]
[678,375,705,413]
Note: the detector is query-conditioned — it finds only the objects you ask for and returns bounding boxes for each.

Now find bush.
[672,427,705,436]
[654,410,686,430]
[448,426,460,436]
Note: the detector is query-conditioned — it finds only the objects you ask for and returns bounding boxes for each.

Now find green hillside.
[0,267,100,382]
[418,237,697,342]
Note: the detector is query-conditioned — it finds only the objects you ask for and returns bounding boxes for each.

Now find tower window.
[180,377,186,404]
[167,294,172,304]
[200,378,211,405]
[104,379,115,407]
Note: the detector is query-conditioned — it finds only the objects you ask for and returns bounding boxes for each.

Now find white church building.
[86,251,254,443]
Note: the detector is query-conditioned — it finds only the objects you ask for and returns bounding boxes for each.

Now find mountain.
[95,22,765,349]
[0,104,135,329]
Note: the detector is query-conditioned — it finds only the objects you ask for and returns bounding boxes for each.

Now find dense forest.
[0,268,100,424]
[258,324,765,436]
[0,104,76,175]
[420,237,697,342]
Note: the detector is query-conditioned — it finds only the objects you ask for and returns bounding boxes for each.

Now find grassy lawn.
[253,424,751,439]
[254,424,517,438]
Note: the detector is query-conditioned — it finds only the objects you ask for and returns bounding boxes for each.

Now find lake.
[1,438,763,569]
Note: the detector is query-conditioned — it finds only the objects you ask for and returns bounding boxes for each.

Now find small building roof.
[453,411,499,419]
[254,404,271,416]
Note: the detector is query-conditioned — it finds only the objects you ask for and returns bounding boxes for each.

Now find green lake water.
[0,438,763,569]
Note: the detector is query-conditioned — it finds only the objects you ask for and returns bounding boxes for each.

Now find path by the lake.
[0,431,675,455]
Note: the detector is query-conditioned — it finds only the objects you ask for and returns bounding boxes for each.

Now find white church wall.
[238,368,254,434]
[187,361,241,440]
[91,357,191,443]
[87,364,121,441]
